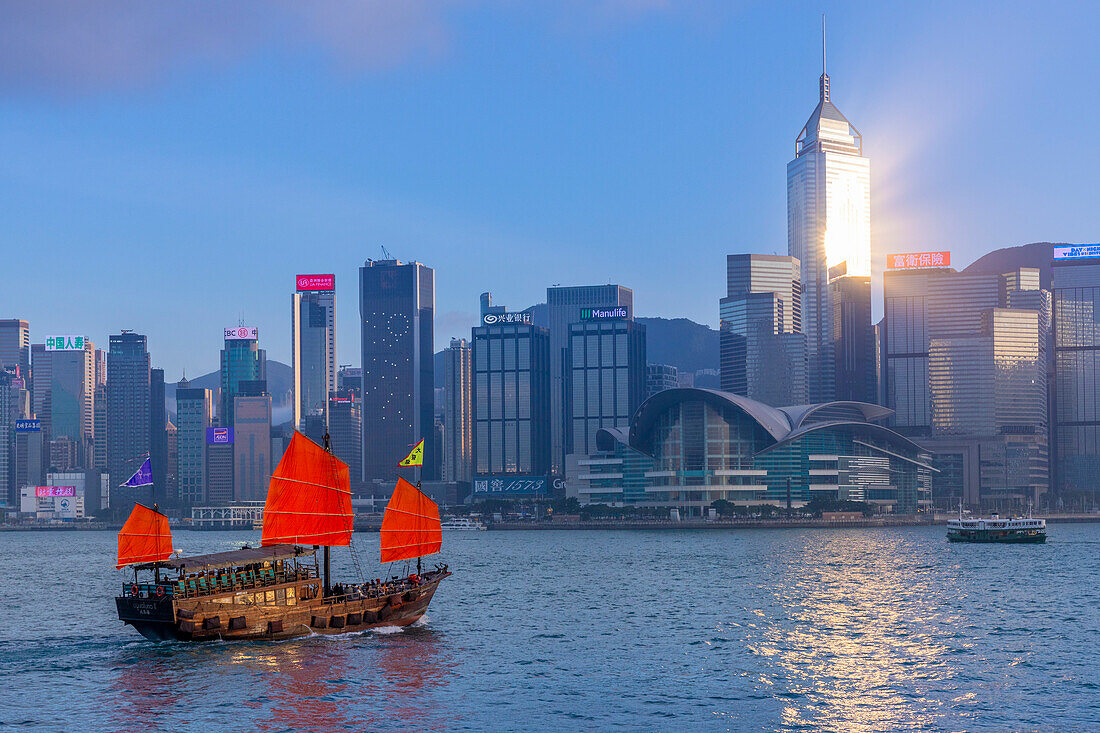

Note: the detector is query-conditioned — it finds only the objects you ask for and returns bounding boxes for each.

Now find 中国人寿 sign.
[45,335,86,351]
[886,252,950,270]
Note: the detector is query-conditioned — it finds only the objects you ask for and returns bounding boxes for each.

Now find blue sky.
[1,1,1097,376]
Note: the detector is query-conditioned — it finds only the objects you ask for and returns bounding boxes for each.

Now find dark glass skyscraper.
[107,331,151,509]
[1052,250,1100,495]
[548,285,632,474]
[472,309,550,478]
[359,259,435,484]
[831,273,876,403]
[567,315,646,457]
[292,276,336,432]
[175,379,212,506]
[0,319,30,382]
[149,368,168,505]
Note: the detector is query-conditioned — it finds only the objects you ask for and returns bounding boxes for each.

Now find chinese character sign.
[44,335,86,351]
[472,476,548,495]
[36,486,76,497]
[296,274,336,291]
[224,327,259,340]
[886,251,950,270]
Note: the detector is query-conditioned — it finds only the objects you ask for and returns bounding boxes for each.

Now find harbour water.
[3,525,1098,731]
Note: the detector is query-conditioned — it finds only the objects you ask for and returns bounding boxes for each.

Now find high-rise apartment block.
[787,54,871,403]
[107,331,151,508]
[1052,246,1100,495]
[442,337,472,483]
[548,285,633,473]
[359,259,435,484]
[292,274,336,432]
[719,254,807,405]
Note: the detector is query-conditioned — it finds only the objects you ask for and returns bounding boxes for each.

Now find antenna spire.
[819,14,830,103]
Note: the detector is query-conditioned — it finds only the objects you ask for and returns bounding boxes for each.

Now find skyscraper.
[40,336,96,469]
[831,273,876,403]
[1051,246,1100,495]
[292,274,336,432]
[442,337,472,484]
[220,327,265,428]
[175,378,212,506]
[149,368,168,505]
[0,319,30,381]
[787,35,871,402]
[107,331,151,508]
[567,310,647,457]
[719,254,807,405]
[472,301,550,480]
[359,259,435,484]
[329,391,362,490]
[548,285,633,474]
[234,392,271,502]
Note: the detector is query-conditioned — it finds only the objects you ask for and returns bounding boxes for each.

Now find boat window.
[276,588,286,605]
[265,590,276,604]
[286,586,296,606]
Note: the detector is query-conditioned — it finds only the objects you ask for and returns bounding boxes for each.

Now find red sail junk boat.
[115,432,449,641]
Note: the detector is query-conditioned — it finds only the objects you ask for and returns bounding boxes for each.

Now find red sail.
[261,431,353,547]
[116,503,173,568]
[380,477,442,563]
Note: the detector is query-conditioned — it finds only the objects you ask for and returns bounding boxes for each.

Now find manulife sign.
[580,306,629,321]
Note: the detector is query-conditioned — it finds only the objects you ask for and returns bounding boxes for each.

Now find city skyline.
[2,4,1098,375]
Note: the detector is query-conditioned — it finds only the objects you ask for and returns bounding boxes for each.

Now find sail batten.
[261,431,353,547]
[380,477,442,563]
[117,504,172,568]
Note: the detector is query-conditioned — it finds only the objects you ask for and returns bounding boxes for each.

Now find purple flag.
[121,457,153,487]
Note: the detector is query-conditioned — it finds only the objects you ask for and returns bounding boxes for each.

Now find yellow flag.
[398,439,424,467]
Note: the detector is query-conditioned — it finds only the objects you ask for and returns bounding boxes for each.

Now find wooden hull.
[116,572,449,642]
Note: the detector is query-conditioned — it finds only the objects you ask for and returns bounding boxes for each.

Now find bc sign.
[207,427,235,444]
[580,306,629,321]
[224,327,258,340]
[473,476,548,495]
[45,335,85,351]
[15,419,41,432]
[886,252,950,269]
[296,274,335,291]
[1054,244,1100,261]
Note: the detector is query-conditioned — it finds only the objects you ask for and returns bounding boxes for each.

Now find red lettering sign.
[886,251,950,269]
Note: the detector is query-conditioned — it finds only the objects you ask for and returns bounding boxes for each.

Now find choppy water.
[2,525,1098,732]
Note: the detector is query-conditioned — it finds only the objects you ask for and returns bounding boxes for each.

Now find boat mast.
[322,431,333,595]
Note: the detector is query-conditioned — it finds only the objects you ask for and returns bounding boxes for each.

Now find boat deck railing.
[121,566,319,601]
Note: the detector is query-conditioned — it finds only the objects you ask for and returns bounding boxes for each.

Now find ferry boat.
[115,432,448,641]
[441,517,487,531]
[946,509,1047,544]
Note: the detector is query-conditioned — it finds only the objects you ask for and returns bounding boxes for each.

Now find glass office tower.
[220,329,266,428]
[292,277,335,432]
[1052,251,1100,494]
[567,317,646,457]
[107,331,151,508]
[787,55,871,403]
[175,379,212,506]
[443,338,473,483]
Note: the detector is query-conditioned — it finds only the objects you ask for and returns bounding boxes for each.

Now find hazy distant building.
[292,274,336,432]
[234,393,271,502]
[787,48,871,403]
[1,367,30,508]
[442,337,472,483]
[0,319,30,381]
[175,379,212,506]
[107,332,151,508]
[93,383,107,471]
[1052,247,1100,495]
[359,259,435,484]
[220,327,266,428]
[329,391,362,490]
[567,312,646,457]
[719,254,807,406]
[149,368,168,505]
[548,285,633,474]
[646,364,679,398]
[205,439,234,505]
[471,301,550,479]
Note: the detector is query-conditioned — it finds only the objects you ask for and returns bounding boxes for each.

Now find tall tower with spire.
[786,18,872,403]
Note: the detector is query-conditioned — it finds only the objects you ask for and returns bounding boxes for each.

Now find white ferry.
[946,509,1046,543]
[441,517,487,531]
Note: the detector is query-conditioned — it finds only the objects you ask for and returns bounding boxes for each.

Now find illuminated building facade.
[787,49,871,402]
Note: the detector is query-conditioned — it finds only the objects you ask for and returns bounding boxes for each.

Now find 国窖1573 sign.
[45,335,86,351]
[580,306,629,321]
[1054,244,1100,260]
[886,252,950,269]
[224,327,258,340]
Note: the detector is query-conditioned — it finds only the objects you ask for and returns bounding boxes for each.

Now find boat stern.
[116,594,179,641]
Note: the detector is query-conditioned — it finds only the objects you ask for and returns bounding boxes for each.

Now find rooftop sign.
[1054,245,1100,261]
[37,486,76,497]
[483,312,532,325]
[15,419,40,432]
[45,335,86,351]
[207,427,234,444]
[580,306,629,321]
[224,327,258,340]
[296,274,335,291]
[886,252,950,270]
